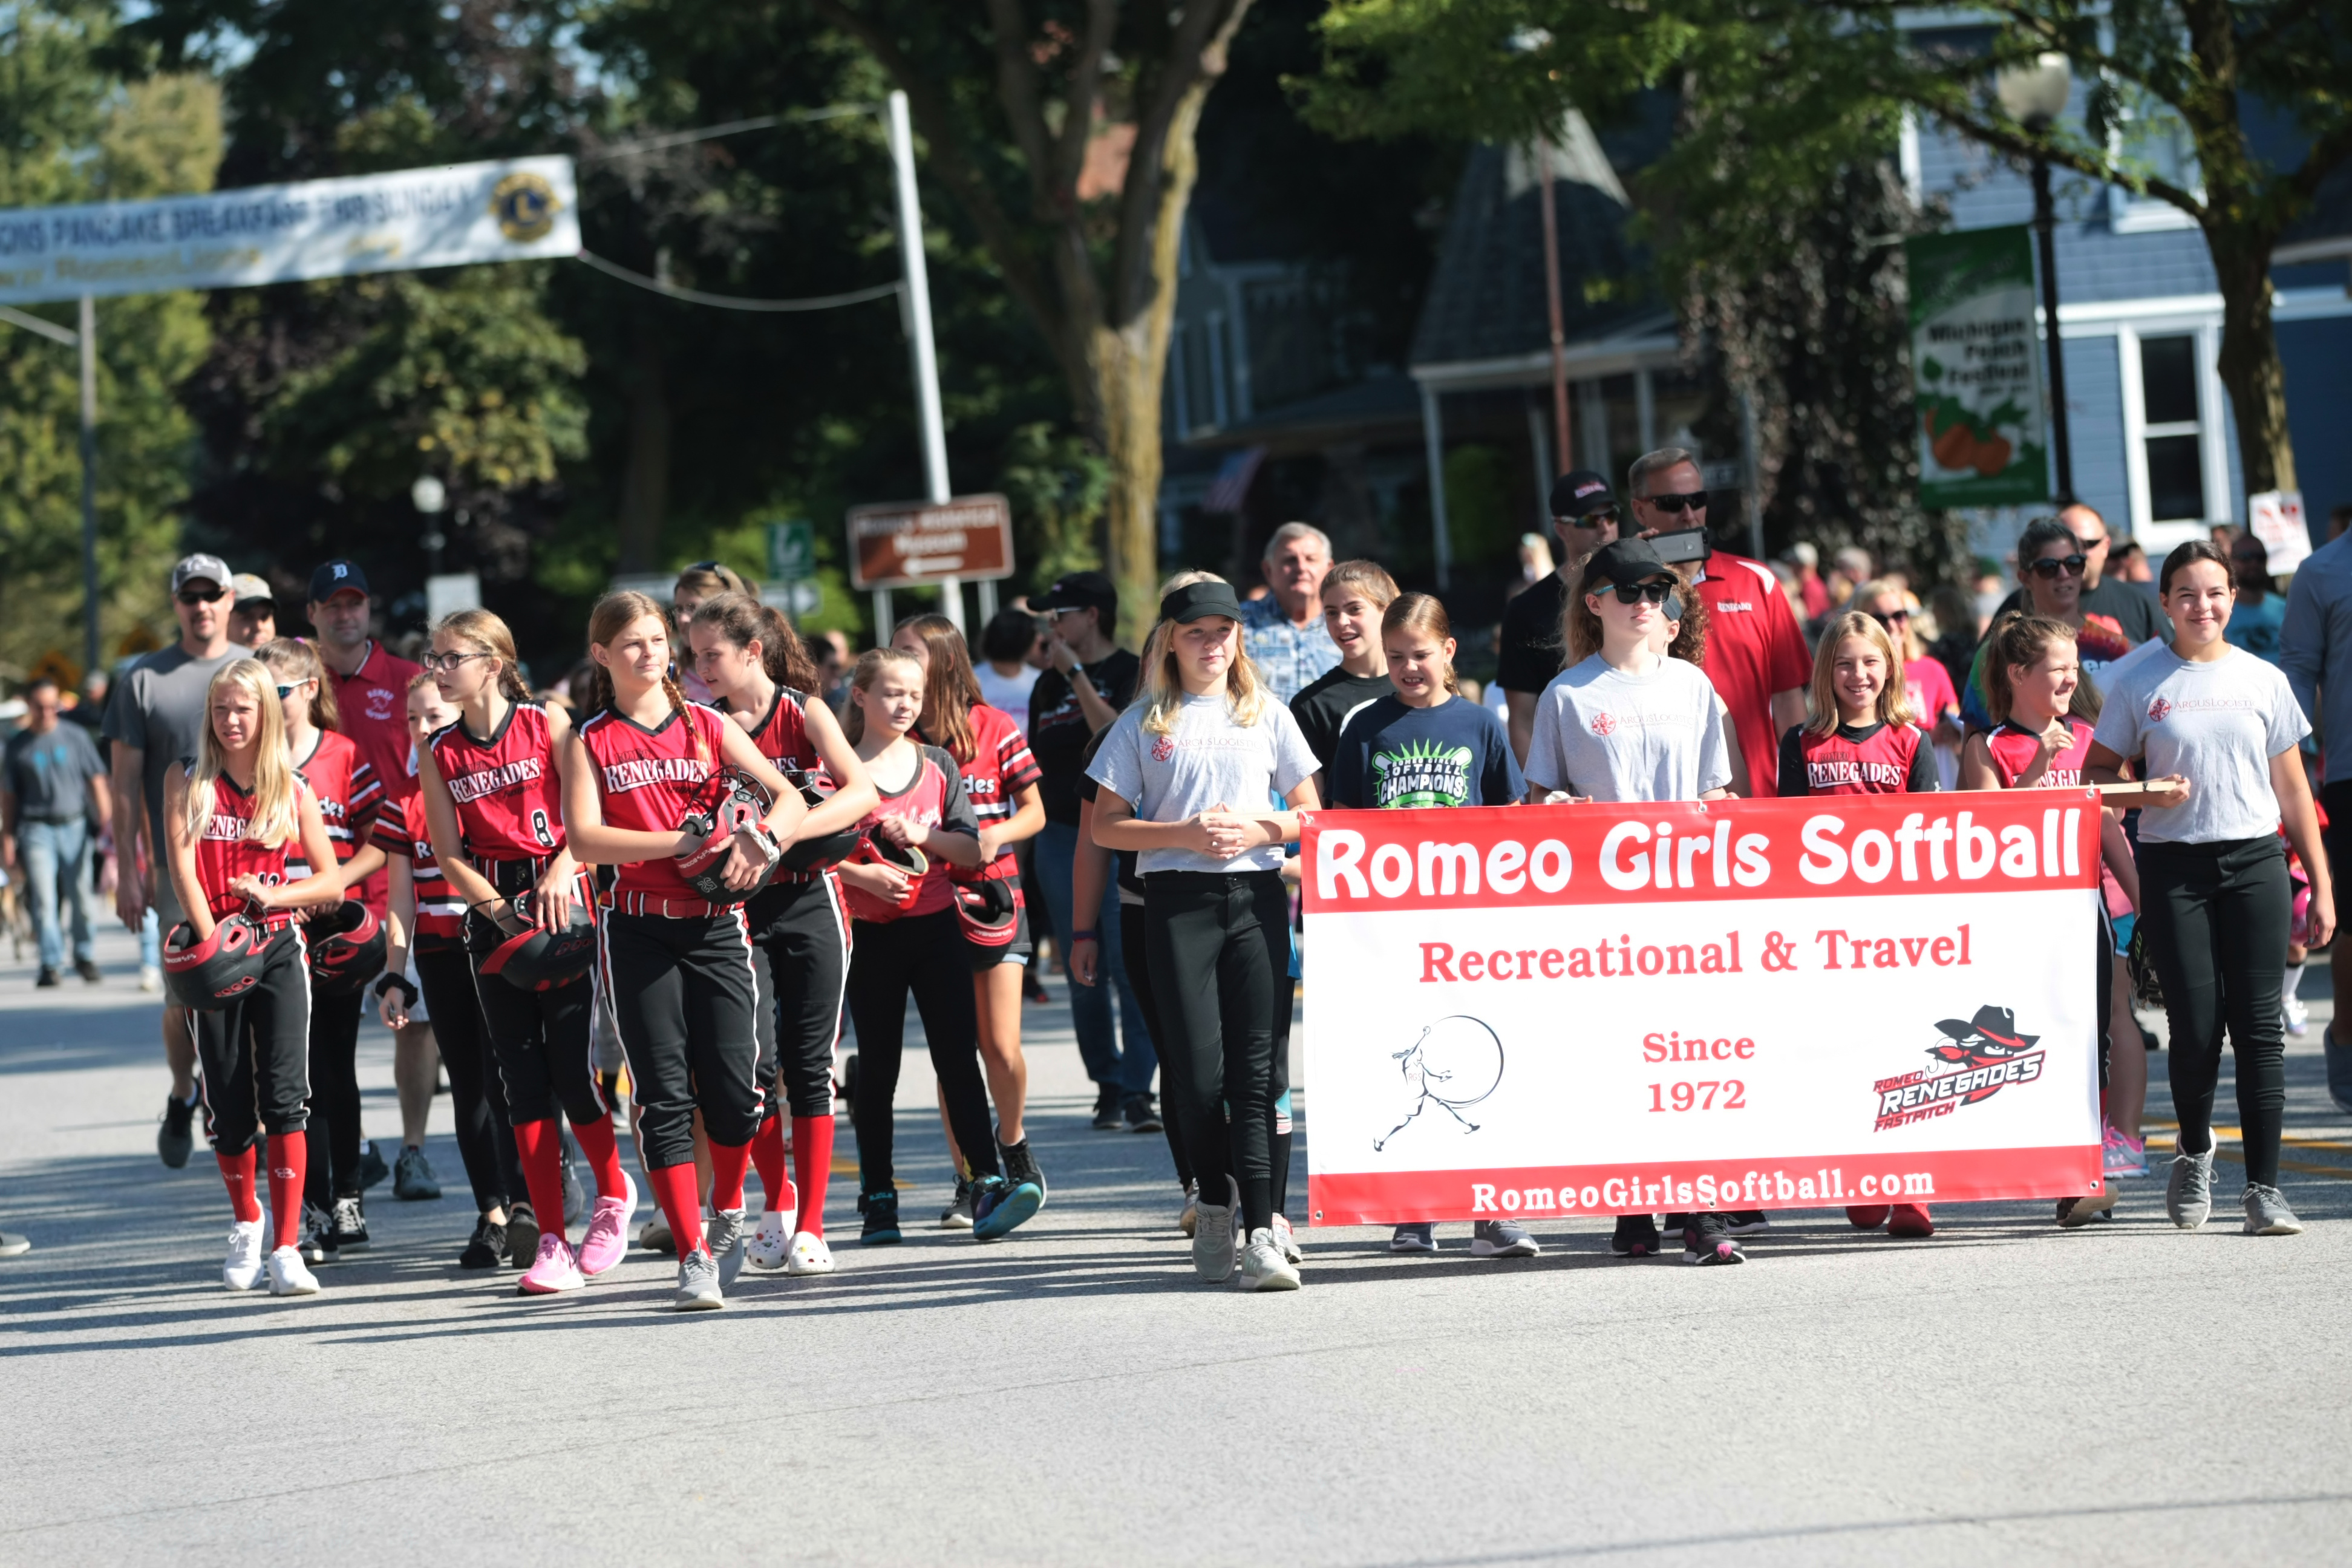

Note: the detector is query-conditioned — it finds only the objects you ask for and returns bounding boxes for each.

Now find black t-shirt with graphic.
[1028,648,1140,826]
[1497,574,1573,696]
[1290,667,1396,772]
[1328,695,1525,811]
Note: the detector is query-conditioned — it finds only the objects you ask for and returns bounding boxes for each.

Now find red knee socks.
[708,1138,751,1215]
[511,1119,569,1244]
[570,1114,629,1202]
[217,1145,261,1224]
[751,1114,793,1217]
[647,1162,704,1256]
[266,1132,307,1252]
[792,1113,834,1239]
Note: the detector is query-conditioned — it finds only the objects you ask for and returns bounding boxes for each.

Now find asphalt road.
[4,922,2350,1566]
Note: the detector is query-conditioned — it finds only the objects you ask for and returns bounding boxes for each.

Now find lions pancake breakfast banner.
[1299,794,2103,1226]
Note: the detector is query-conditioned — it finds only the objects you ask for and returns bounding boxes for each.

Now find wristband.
[373,972,419,1006]
[1071,930,1099,944]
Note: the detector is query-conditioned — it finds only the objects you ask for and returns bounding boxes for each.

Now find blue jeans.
[18,818,94,970]
[1034,820,1157,1096]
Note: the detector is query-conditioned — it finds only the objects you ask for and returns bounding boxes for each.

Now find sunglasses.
[177,587,229,605]
[273,681,313,700]
[2027,555,2088,579]
[1869,607,1911,626]
[422,651,490,675]
[1564,509,1619,530]
[1643,491,1708,514]
[1607,580,1676,606]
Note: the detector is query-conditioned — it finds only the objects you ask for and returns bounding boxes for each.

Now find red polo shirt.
[1693,550,1811,798]
[324,639,423,910]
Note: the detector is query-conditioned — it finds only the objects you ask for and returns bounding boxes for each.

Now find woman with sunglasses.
[1963,518,2140,730]
[1524,538,1742,1264]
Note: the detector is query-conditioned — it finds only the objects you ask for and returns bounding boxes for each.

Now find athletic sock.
[791,1113,834,1239]
[511,1119,570,1244]
[217,1145,262,1223]
[1270,1126,1294,1214]
[570,1114,629,1202]
[708,1138,751,1215]
[751,1114,792,1214]
[647,1161,704,1256]
[266,1131,307,1251]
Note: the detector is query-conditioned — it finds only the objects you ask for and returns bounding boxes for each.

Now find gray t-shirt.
[1525,653,1732,802]
[102,642,240,853]
[2091,644,2310,844]
[3,722,105,819]
[1086,691,1318,875]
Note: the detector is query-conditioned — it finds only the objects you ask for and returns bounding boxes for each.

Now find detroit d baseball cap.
[307,560,371,603]
[170,554,232,594]
[1549,469,1617,522]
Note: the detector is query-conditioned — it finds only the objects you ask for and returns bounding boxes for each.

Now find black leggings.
[2140,837,2290,1186]
[304,984,367,1206]
[601,909,763,1170]
[1146,869,1287,1233]
[1119,897,1189,1189]
[847,908,999,1195]
[414,941,522,1214]
[464,914,607,1130]
[750,875,851,1119]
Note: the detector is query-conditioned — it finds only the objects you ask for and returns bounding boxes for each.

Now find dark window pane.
[2146,433,2205,521]
[2141,335,2200,425]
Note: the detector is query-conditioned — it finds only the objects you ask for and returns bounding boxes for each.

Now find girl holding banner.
[1522,537,1745,1264]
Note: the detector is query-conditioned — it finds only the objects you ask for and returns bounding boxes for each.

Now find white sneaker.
[267,1245,321,1296]
[1270,1212,1302,1265]
[786,1232,835,1275]
[223,1219,267,1290]
[139,965,163,993]
[2284,990,2310,1037]
[1236,1227,1301,1291]
[746,1213,790,1270]
[1191,1184,1238,1282]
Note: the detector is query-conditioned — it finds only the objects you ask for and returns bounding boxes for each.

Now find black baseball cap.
[307,560,371,603]
[1035,570,1117,617]
[1549,469,1617,522]
[1160,579,1244,625]
[1579,537,1672,593]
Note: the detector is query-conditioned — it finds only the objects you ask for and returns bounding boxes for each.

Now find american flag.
[1203,446,1267,514]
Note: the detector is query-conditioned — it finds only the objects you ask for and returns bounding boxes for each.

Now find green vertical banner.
[1906,226,2052,509]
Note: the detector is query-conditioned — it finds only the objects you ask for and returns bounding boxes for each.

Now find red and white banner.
[1299,793,2105,1226]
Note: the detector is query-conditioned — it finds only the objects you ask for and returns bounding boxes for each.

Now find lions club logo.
[491,171,560,242]
[1872,1004,2047,1132]
[1589,711,1617,737]
[2148,696,2172,722]
[1151,735,1176,763]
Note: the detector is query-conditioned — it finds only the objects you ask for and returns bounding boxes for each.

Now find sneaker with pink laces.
[578,1170,638,1278]
[2102,1125,2148,1178]
[517,1232,584,1295]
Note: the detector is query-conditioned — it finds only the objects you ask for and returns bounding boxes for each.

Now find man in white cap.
[227,574,277,649]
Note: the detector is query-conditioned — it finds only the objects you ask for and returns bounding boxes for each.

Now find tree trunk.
[615,312,670,572]
[2209,224,2297,498]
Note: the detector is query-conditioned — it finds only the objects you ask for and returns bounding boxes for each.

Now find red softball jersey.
[285,729,382,907]
[854,745,978,919]
[1777,721,1936,797]
[574,699,730,909]
[324,642,420,913]
[372,788,463,946]
[1693,550,1813,797]
[739,685,826,778]
[950,703,1040,884]
[191,768,312,926]
[1985,716,2096,788]
[428,700,569,866]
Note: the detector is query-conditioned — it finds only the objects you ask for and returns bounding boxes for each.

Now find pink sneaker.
[578,1169,638,1278]
[517,1232,584,1295]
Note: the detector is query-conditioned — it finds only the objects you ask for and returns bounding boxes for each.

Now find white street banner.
[0,157,579,305]
[1300,794,2102,1226]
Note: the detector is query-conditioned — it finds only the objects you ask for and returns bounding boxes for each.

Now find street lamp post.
[1998,52,2076,504]
[411,474,448,576]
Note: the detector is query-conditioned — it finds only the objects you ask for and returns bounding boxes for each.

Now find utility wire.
[573,249,902,312]
[582,103,879,161]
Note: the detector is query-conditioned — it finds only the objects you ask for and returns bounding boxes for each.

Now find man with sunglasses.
[1498,469,1622,764]
[1627,447,1812,797]
[105,553,242,1166]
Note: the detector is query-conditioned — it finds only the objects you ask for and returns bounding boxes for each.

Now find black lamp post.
[1999,52,2076,504]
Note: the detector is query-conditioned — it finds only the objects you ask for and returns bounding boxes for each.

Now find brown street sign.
[846,494,1014,589]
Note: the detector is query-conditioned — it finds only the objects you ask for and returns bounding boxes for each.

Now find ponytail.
[690,592,822,696]
[434,609,531,702]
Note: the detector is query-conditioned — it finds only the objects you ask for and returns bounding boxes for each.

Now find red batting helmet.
[163,914,275,1011]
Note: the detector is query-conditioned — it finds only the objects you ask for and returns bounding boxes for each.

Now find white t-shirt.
[1525,653,1732,803]
[1086,690,1318,875]
[975,662,1040,735]
[2091,643,2310,844]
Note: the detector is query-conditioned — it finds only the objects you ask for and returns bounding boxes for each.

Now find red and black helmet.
[676,766,777,906]
[838,828,928,924]
[162,914,274,1011]
[777,766,860,873]
[479,894,598,991]
[953,872,1020,950]
[307,899,387,994]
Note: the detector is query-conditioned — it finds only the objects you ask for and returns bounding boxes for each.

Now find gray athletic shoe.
[2243,1184,2304,1236]
[1192,1187,1238,1282]
[675,1246,725,1310]
[705,1207,746,1285]
[2166,1137,2217,1230]
[1471,1219,1541,1258]
[1235,1227,1301,1291]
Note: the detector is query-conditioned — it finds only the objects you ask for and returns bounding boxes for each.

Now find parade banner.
[1906,226,2052,509]
[1299,794,2102,1226]
[0,157,579,305]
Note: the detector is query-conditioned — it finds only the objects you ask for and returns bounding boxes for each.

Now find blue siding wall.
[2061,335,2131,525]
[2284,316,2352,526]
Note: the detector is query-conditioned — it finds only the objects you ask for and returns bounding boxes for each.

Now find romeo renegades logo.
[1873,1004,2045,1132]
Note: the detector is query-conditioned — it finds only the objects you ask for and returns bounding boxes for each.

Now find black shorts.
[968,902,1032,972]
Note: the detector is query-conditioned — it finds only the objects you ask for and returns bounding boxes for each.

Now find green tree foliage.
[0,7,217,685]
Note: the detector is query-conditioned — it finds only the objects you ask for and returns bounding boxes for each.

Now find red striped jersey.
[190,766,312,925]
[373,788,462,945]
[428,700,567,867]
[1987,717,2094,788]
[857,745,978,918]
[1775,721,1936,797]
[575,699,728,904]
[948,704,1040,883]
[737,685,826,779]
[286,730,382,906]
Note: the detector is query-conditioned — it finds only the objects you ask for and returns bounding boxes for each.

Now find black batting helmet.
[307,899,387,994]
[479,895,598,991]
[163,914,275,1011]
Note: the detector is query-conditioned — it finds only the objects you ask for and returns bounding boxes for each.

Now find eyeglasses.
[177,587,229,605]
[422,651,489,675]
[1642,491,1708,514]
[1608,580,1676,606]
[2027,555,2088,580]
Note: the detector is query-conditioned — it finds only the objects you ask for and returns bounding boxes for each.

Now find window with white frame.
[2118,321,2230,544]
[2138,335,2204,520]
[2105,80,2200,232]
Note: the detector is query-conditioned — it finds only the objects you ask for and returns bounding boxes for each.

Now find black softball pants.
[304,984,367,1206]
[2139,836,2291,1187]
[749,875,851,1119]
[414,941,522,1214]
[601,909,763,1171]
[1145,869,1287,1234]
[1119,896,1189,1188]
[464,913,607,1131]
[846,908,999,1195]
[194,926,311,1154]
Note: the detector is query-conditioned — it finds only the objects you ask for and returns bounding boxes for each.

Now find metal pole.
[78,295,100,682]
[886,90,962,634]
[2031,157,2074,504]
[1740,390,1765,563]
[1535,135,1573,477]
[1421,383,1452,589]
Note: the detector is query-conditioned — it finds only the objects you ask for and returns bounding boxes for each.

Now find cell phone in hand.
[1648,526,1711,565]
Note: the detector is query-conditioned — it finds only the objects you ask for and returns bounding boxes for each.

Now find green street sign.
[767,518,816,580]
